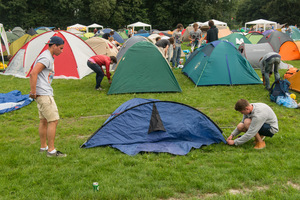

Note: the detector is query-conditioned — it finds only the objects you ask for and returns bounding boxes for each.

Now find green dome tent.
[220,33,251,49]
[182,41,262,86]
[108,41,182,94]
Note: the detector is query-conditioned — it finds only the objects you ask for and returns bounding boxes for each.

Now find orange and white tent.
[3,31,96,79]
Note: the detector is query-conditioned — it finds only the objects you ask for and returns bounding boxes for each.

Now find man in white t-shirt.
[29,36,67,157]
[189,23,203,52]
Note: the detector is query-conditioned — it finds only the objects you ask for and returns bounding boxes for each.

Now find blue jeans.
[87,61,104,89]
[172,46,181,67]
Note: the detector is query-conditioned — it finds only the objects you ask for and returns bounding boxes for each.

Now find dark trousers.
[87,61,104,89]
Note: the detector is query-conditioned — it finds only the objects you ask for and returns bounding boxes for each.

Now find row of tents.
[1,24,299,94]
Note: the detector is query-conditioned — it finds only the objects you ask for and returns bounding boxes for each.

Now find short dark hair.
[169,37,174,44]
[234,99,250,111]
[110,31,114,35]
[208,20,214,27]
[177,23,183,29]
[156,37,161,42]
[110,56,117,64]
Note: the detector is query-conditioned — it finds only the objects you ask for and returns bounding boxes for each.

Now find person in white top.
[29,36,67,157]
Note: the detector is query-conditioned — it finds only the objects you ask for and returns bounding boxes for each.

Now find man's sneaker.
[95,87,104,91]
[47,150,67,157]
[39,149,47,153]
[254,141,266,149]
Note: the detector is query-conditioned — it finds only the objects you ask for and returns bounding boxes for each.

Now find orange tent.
[287,70,300,92]
[295,41,300,52]
[279,41,300,60]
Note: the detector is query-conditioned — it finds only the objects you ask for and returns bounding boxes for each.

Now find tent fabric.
[8,34,37,56]
[67,23,86,32]
[182,40,262,86]
[182,26,193,42]
[127,21,152,33]
[218,26,232,38]
[287,70,300,92]
[118,31,128,41]
[290,26,300,41]
[12,27,25,38]
[245,19,277,32]
[102,28,124,43]
[6,32,19,43]
[0,90,33,114]
[85,37,118,57]
[81,98,226,155]
[220,33,251,49]
[27,28,38,36]
[245,32,264,44]
[3,31,96,79]
[112,36,150,70]
[108,41,182,94]
[87,23,103,33]
[239,43,292,69]
[0,23,10,65]
[258,31,300,60]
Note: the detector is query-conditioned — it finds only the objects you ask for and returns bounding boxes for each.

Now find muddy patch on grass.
[287,181,300,190]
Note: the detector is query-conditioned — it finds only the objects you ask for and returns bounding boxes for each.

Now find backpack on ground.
[269,79,290,102]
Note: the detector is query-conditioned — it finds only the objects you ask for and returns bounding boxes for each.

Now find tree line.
[0,0,299,31]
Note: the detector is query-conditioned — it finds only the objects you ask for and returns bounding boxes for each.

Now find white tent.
[245,19,277,32]
[127,21,152,33]
[0,23,10,68]
[67,23,87,32]
[87,23,103,33]
[201,19,227,27]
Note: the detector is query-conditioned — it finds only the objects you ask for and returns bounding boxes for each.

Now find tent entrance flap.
[148,103,166,133]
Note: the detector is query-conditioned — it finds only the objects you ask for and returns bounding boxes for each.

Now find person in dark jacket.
[206,20,218,43]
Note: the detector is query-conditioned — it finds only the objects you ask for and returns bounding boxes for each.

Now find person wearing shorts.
[29,36,66,157]
[226,99,279,149]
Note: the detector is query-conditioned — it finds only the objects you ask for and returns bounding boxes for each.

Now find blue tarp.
[81,98,226,155]
[0,90,33,114]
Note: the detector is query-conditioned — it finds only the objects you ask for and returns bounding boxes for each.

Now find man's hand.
[29,92,37,99]
[227,139,235,145]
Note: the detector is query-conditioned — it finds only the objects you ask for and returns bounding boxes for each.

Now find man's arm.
[29,63,45,99]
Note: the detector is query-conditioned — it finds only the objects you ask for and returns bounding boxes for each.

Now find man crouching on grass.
[226,99,278,149]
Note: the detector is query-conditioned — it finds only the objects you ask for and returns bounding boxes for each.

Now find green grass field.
[0,52,299,199]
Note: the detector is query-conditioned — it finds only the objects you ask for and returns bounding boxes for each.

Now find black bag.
[269,79,290,102]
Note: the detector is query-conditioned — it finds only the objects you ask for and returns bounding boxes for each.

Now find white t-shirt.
[34,50,55,96]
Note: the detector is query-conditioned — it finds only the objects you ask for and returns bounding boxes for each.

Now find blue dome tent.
[81,98,226,155]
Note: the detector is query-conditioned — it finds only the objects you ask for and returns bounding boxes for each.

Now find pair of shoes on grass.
[254,141,266,149]
[40,149,67,157]
[95,87,104,91]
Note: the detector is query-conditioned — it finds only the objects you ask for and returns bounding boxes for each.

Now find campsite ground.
[0,52,299,199]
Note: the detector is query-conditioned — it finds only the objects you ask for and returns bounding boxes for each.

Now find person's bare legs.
[39,119,48,149]
[47,120,58,152]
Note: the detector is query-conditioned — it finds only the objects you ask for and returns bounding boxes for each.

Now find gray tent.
[239,43,292,69]
[112,36,151,70]
[12,27,25,38]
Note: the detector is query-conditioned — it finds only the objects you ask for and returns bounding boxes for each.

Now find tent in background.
[4,31,96,79]
[102,28,124,43]
[258,31,300,60]
[245,19,277,32]
[7,34,37,56]
[108,41,182,94]
[220,32,251,49]
[67,23,86,32]
[0,23,10,68]
[245,32,263,44]
[6,32,19,43]
[290,26,300,41]
[81,98,226,155]
[86,23,103,33]
[112,35,151,70]
[85,37,118,57]
[239,43,292,69]
[12,27,25,38]
[127,21,152,34]
[182,41,262,86]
